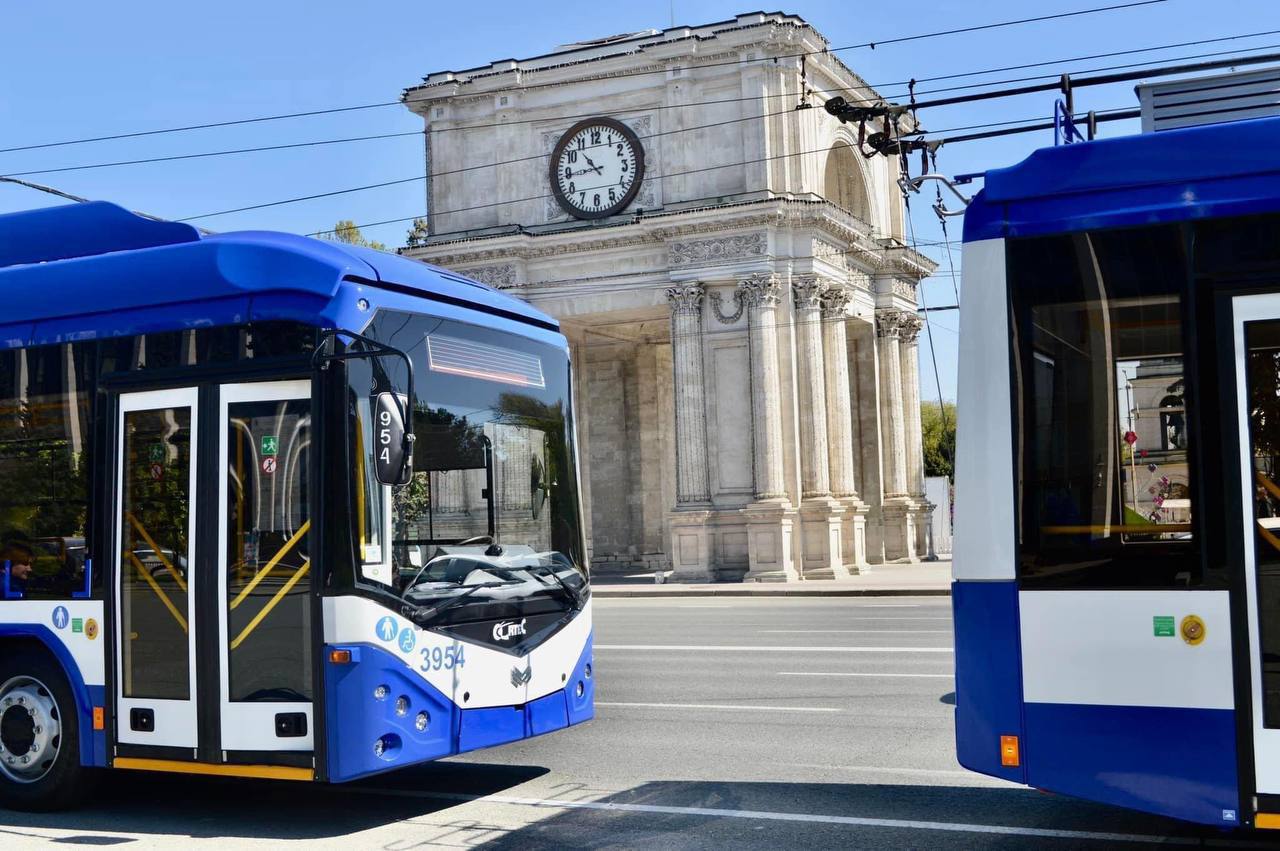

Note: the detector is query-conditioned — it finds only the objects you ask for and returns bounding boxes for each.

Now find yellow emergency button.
[1181,614,1206,646]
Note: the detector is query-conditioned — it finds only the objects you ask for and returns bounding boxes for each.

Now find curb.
[591,586,950,598]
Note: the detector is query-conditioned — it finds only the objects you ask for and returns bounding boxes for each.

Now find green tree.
[325,219,388,252]
[405,217,430,249]
[921,401,957,479]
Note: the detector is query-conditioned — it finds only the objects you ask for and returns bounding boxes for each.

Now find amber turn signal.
[1000,735,1020,767]
[329,649,352,664]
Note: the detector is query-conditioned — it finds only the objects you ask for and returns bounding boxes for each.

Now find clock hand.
[581,155,604,175]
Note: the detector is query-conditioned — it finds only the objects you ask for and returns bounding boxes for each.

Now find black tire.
[0,647,96,811]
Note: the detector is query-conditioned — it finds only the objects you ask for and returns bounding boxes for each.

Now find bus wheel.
[0,650,92,811]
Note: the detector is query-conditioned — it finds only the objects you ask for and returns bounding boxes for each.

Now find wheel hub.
[0,678,61,784]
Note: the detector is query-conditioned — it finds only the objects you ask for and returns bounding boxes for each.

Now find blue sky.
[1,0,1271,400]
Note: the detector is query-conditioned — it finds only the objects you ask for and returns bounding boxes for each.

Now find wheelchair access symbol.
[398,627,416,653]
[376,616,398,643]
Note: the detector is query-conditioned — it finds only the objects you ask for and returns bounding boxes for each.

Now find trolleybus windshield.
[345,311,585,620]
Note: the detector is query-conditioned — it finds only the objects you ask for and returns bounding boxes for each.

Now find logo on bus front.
[493,619,527,642]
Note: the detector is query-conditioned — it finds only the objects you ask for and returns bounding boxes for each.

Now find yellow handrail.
[1258,471,1280,502]
[229,520,311,611]
[230,560,310,651]
[127,551,188,633]
[125,513,188,594]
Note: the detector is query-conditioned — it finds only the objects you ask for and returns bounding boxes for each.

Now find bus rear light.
[329,649,352,665]
[1000,735,1020,767]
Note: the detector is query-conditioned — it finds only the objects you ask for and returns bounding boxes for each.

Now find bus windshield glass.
[346,311,585,611]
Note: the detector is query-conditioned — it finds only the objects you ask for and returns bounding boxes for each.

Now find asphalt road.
[3,596,1277,849]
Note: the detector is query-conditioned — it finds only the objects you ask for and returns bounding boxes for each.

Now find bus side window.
[0,344,92,600]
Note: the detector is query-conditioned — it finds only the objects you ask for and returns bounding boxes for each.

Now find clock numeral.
[617,143,624,156]
[621,160,628,173]
[564,166,572,181]
[593,194,601,207]
[567,150,578,163]
[590,130,601,144]
[609,188,617,203]
[579,192,586,205]
[576,137,585,150]
[568,182,576,193]
[619,176,627,187]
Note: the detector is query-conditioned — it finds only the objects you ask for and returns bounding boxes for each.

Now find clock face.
[549,117,645,220]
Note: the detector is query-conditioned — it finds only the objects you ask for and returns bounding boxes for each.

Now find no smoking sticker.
[262,457,277,475]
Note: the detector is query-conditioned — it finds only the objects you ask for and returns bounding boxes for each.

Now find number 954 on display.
[420,645,466,672]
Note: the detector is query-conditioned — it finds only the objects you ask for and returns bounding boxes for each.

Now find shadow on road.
[0,761,548,841]
[447,780,1257,850]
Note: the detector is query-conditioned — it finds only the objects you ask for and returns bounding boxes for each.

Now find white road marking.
[597,701,841,713]
[362,788,1217,846]
[595,644,953,653]
[779,672,953,678]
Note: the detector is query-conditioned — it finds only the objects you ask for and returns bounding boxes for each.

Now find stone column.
[822,287,858,499]
[876,310,909,498]
[900,314,927,497]
[876,309,917,562]
[792,276,831,499]
[823,287,867,570]
[666,283,711,505]
[739,273,797,582]
[666,283,714,582]
[899,314,935,558]
[740,273,787,501]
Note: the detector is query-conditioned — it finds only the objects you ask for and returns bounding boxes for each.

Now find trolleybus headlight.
[415,711,429,732]
[575,681,585,698]
[374,685,389,701]
[373,738,385,758]
[584,664,592,679]
[395,696,409,717]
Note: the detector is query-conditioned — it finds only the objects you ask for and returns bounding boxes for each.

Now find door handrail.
[127,551,188,633]
[230,560,310,651]
[125,512,188,594]
[229,520,311,611]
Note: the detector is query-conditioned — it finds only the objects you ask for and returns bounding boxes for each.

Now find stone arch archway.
[823,140,872,224]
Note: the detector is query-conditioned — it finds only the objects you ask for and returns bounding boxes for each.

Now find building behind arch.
[401,12,935,579]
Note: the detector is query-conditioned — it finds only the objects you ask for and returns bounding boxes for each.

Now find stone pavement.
[590,558,952,597]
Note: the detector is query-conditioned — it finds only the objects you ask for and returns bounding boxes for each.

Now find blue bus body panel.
[0,624,106,767]
[324,636,593,784]
[951,581,1024,784]
[963,114,1280,243]
[0,202,559,348]
[1024,703,1238,826]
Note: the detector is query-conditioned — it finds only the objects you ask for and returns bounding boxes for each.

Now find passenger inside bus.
[1,539,35,595]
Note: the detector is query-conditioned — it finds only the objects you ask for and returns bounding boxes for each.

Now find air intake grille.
[1138,66,1280,132]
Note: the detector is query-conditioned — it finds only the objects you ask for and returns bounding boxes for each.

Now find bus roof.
[963,113,1280,243]
[0,201,558,348]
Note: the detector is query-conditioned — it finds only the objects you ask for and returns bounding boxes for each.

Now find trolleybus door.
[217,380,314,752]
[114,388,201,749]
[1233,292,1280,794]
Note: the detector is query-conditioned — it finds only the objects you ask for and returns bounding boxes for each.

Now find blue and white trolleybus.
[0,201,593,810]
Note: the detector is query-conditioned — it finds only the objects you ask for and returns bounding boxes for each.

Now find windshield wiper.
[403,581,513,628]
[532,566,584,610]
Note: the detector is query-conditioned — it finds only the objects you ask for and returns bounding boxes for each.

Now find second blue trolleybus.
[953,110,1280,828]
[0,201,593,810]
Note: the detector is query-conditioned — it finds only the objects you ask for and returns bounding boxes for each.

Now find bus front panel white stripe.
[0,600,105,686]
[1019,590,1233,710]
[323,595,591,709]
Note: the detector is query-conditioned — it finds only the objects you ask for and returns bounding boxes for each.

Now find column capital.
[738,273,783,308]
[899,313,925,344]
[875,308,907,338]
[666,282,705,315]
[792,275,827,310]
[820,286,853,319]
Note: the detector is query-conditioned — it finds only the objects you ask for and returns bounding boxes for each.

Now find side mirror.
[374,392,413,485]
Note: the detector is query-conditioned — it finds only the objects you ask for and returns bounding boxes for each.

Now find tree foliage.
[921,401,957,479]
[325,220,388,253]
[405,217,430,250]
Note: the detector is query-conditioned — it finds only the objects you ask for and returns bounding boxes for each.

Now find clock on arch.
[549,117,645,220]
